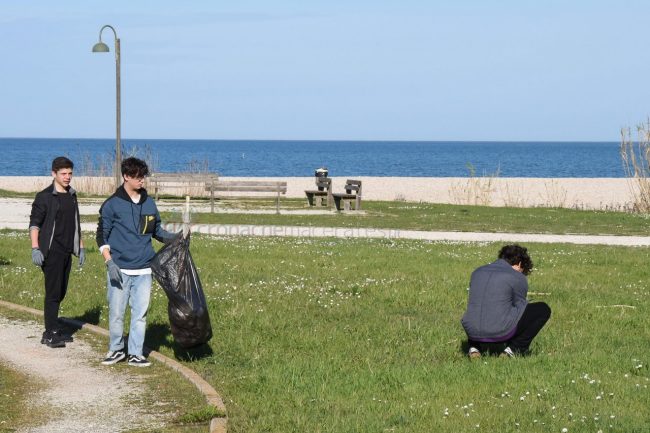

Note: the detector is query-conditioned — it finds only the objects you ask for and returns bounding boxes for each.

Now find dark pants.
[42,249,72,331]
[469,302,551,354]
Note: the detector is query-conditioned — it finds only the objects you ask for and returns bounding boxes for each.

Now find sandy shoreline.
[0,176,638,210]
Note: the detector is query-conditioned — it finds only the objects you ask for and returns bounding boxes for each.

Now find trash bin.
[315,167,328,191]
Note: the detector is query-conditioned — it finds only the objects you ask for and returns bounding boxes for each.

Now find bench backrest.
[344,179,362,195]
[315,177,332,192]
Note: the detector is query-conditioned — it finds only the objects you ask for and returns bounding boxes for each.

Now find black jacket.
[29,183,82,258]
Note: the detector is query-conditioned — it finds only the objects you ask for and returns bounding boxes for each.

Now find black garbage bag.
[151,232,212,348]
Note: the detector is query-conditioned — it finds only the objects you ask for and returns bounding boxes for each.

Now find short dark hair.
[498,244,533,275]
[52,156,74,172]
[121,157,150,178]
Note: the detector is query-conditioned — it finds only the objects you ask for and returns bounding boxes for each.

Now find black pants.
[42,249,72,331]
[469,302,551,354]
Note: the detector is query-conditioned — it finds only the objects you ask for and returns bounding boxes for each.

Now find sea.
[0,138,625,178]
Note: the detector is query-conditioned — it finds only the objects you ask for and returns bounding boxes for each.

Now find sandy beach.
[0,176,638,210]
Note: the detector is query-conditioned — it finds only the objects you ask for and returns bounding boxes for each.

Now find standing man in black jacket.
[29,157,85,348]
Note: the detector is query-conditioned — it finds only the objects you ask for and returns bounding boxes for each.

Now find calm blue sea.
[0,138,624,177]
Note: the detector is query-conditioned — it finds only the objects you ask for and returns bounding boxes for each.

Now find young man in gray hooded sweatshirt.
[461,244,551,358]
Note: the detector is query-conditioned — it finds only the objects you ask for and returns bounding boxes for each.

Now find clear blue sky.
[1,1,648,141]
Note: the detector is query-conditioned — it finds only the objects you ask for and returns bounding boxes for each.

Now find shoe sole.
[42,337,72,344]
[128,362,151,367]
[45,341,66,348]
[469,352,481,359]
[101,354,126,365]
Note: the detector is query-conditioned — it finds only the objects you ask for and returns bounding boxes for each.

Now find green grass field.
[1,229,649,432]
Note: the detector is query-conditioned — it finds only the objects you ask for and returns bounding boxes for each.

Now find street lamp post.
[92,25,121,189]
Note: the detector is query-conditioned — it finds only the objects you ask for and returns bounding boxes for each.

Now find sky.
[0,1,648,141]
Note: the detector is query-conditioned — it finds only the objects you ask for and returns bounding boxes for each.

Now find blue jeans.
[107,272,152,357]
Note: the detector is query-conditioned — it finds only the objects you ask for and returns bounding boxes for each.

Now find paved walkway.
[0,315,160,433]
[1,197,649,246]
[161,222,650,246]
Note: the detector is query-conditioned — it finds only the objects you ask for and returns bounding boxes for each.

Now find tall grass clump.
[620,118,650,212]
[71,143,161,196]
[450,163,499,206]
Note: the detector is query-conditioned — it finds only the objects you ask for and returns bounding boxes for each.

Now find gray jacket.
[461,259,528,340]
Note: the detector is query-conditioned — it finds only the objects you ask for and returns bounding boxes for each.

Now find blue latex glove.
[78,248,86,268]
[106,259,123,287]
[31,248,44,266]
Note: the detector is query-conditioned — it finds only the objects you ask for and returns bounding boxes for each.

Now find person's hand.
[78,248,86,268]
[106,259,123,287]
[163,230,182,244]
[31,248,44,266]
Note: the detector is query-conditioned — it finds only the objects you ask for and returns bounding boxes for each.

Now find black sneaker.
[52,329,73,343]
[101,350,126,365]
[40,330,66,348]
[127,355,151,367]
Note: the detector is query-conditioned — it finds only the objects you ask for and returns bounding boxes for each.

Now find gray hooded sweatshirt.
[461,259,528,340]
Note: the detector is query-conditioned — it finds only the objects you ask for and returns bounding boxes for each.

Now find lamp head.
[92,42,110,53]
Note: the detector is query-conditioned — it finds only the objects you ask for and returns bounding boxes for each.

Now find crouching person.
[96,157,174,367]
[461,244,551,358]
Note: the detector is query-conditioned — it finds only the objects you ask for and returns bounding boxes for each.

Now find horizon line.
[0,136,619,144]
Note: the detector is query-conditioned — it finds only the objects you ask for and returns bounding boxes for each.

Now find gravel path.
[0,316,160,433]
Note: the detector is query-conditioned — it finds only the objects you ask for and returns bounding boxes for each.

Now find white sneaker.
[500,347,515,358]
[468,347,481,359]
[127,355,151,367]
[101,350,126,365]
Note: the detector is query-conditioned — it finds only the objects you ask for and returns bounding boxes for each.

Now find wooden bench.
[332,179,362,211]
[305,177,332,207]
[148,172,220,209]
[206,181,288,214]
